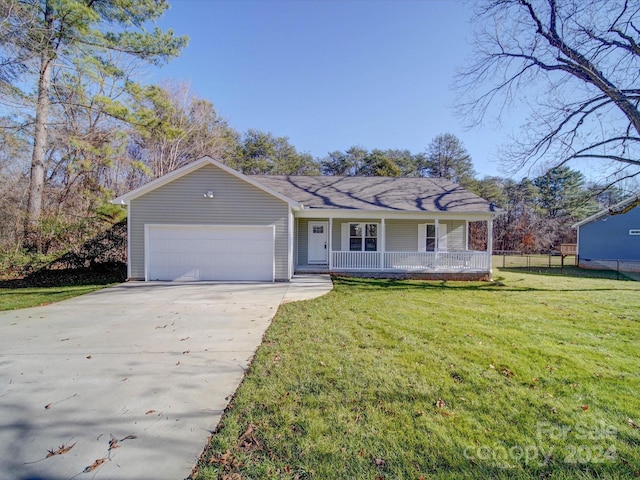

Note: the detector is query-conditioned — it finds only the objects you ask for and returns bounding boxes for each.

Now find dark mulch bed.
[0,263,127,288]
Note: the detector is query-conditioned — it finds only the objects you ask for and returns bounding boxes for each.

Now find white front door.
[308,221,328,264]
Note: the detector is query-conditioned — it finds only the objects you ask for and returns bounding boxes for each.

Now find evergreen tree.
[0,0,187,246]
[423,133,475,186]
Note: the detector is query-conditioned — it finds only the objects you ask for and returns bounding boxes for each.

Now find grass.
[193,270,640,479]
[0,284,111,311]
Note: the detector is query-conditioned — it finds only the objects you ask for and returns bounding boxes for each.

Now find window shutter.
[418,224,426,252]
[341,223,349,251]
[439,223,448,252]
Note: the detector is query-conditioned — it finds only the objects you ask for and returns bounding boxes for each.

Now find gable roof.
[573,193,640,228]
[111,156,301,207]
[252,175,498,213]
[110,156,498,214]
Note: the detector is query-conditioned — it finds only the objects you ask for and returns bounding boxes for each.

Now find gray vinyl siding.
[385,220,420,251]
[129,164,290,280]
[440,220,466,251]
[384,219,466,251]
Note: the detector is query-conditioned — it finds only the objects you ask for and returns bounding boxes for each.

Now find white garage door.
[146,225,275,281]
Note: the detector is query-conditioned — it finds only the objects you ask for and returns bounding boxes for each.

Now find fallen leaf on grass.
[83,457,106,473]
[435,399,446,408]
[238,424,261,451]
[628,418,638,429]
[501,367,515,378]
[580,405,589,411]
[209,450,242,470]
[221,474,242,480]
[374,458,385,467]
[46,442,76,458]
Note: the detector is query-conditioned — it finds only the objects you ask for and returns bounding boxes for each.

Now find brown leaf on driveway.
[108,435,120,450]
[44,403,52,410]
[146,409,157,415]
[46,442,76,458]
[83,457,107,473]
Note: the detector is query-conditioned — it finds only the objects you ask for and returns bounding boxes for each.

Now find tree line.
[1,0,638,269]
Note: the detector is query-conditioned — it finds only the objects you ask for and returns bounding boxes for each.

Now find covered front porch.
[294,214,493,277]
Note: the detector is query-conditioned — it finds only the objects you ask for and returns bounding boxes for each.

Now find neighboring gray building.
[112,157,500,281]
[573,194,640,271]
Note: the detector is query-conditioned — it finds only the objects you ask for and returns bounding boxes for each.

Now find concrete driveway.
[0,275,332,480]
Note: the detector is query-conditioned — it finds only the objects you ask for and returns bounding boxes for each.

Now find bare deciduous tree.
[128,81,239,181]
[456,0,640,194]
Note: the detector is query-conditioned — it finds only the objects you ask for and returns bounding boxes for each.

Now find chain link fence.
[493,252,640,281]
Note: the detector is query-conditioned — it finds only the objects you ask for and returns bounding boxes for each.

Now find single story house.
[111,156,500,282]
[573,193,640,271]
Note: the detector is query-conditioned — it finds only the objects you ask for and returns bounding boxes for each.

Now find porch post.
[435,218,440,270]
[465,220,469,251]
[380,218,385,270]
[328,217,333,271]
[487,217,493,277]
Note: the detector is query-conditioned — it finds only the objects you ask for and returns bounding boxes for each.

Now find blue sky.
[151,0,514,177]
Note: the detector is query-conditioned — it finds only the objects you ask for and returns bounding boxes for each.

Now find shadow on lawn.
[331,275,640,293]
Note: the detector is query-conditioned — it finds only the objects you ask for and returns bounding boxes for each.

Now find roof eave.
[572,193,640,228]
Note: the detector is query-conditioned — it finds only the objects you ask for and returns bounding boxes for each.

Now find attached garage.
[145,225,275,281]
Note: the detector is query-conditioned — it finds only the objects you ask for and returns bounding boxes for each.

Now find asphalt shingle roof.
[252,175,497,213]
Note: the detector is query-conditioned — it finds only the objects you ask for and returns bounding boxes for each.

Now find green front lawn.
[193,271,640,479]
[0,284,109,311]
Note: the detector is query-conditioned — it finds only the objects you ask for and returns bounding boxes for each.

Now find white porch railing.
[332,251,381,270]
[331,251,490,272]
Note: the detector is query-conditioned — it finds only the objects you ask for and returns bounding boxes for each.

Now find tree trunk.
[24,1,53,249]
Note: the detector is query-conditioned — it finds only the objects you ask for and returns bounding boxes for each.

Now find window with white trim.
[348,223,378,251]
[418,223,437,252]
[426,224,436,251]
